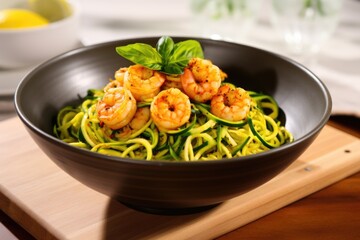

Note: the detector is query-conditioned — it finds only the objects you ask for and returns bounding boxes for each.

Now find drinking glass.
[190,0,261,42]
[270,0,343,62]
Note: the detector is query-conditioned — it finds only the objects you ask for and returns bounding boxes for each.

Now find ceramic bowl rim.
[14,37,332,167]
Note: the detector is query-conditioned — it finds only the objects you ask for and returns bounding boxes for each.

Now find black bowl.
[14,37,331,215]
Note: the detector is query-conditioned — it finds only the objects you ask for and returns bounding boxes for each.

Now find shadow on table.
[102,200,221,239]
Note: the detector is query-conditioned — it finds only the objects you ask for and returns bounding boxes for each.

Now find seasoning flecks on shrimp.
[162,74,183,91]
[103,67,127,92]
[210,84,251,121]
[114,67,128,85]
[113,107,151,139]
[96,87,137,130]
[180,58,224,103]
[124,64,165,102]
[103,79,122,92]
[150,88,191,130]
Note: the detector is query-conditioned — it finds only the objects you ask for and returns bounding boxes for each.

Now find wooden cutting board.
[1,117,360,240]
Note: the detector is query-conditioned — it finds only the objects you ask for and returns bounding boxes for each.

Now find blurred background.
[1,1,359,239]
[1,0,359,120]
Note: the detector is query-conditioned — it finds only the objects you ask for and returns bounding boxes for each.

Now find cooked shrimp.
[103,79,122,92]
[150,88,191,130]
[96,87,137,129]
[114,67,128,85]
[103,67,127,92]
[113,107,151,139]
[129,107,150,130]
[124,64,165,102]
[180,58,223,103]
[162,74,183,91]
[210,84,251,121]
[220,69,228,81]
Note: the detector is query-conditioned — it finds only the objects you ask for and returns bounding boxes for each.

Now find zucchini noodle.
[54,88,294,161]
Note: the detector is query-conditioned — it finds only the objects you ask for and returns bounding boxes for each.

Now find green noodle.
[54,87,294,161]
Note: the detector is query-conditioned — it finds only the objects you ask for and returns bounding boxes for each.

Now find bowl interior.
[15,37,331,156]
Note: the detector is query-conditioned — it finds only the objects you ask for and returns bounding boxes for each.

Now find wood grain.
[1,117,360,240]
[217,171,360,240]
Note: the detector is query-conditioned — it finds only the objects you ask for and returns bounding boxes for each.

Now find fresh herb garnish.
[115,36,204,74]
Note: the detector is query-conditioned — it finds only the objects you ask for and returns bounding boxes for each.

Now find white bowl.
[0,0,80,69]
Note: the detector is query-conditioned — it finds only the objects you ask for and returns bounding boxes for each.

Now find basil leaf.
[162,64,184,75]
[174,40,204,59]
[165,40,204,74]
[156,36,174,65]
[116,43,162,70]
[115,37,204,74]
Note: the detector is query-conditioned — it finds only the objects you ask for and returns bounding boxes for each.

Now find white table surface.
[1,0,359,117]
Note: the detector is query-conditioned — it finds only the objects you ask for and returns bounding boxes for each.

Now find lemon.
[28,0,72,22]
[0,9,49,29]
